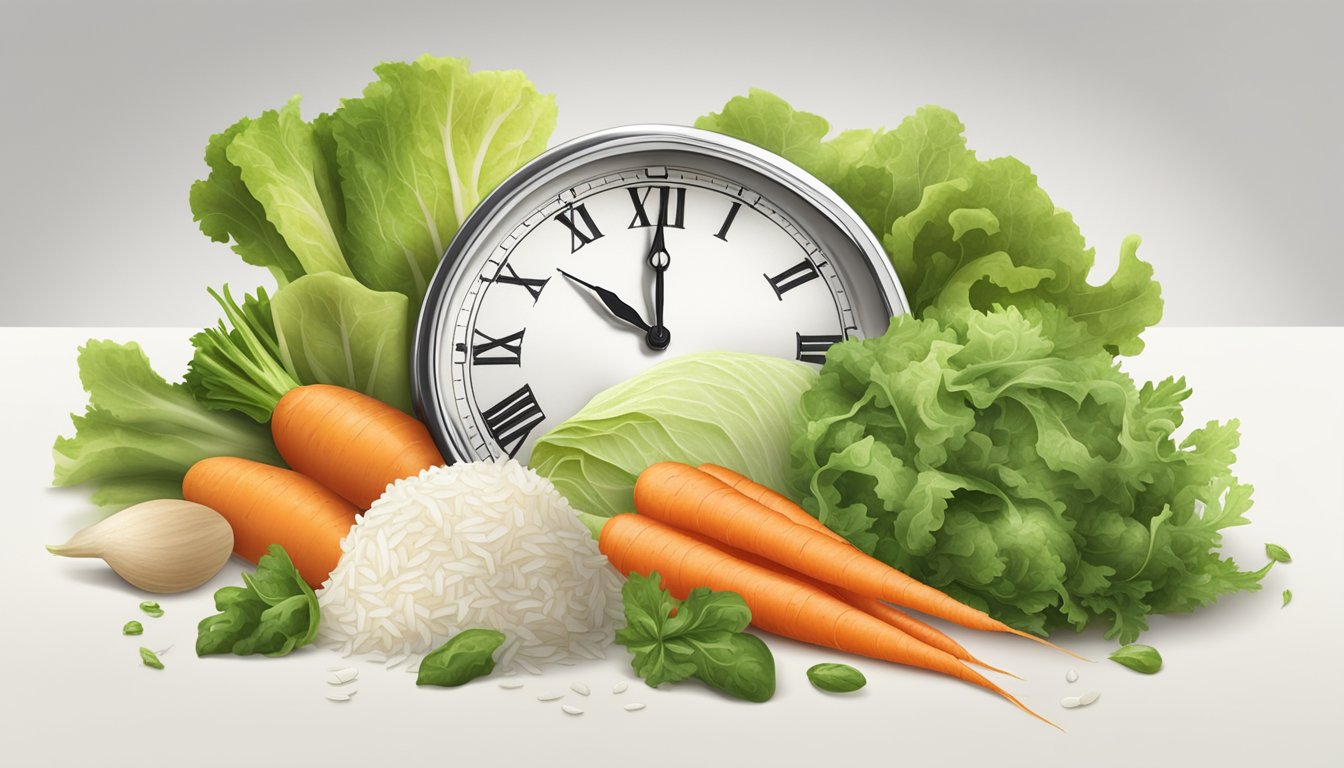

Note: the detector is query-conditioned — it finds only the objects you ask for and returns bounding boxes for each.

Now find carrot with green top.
[600,512,1056,727]
[636,461,1082,659]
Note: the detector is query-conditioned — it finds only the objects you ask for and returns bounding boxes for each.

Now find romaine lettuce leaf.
[332,56,556,305]
[271,273,412,412]
[226,96,352,279]
[53,340,283,510]
[530,352,816,518]
[189,117,305,286]
[791,305,1264,643]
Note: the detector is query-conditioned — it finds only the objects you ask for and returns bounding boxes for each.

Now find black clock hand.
[556,268,652,333]
[645,212,671,350]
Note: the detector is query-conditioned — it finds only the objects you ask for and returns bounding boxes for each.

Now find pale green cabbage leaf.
[530,352,816,518]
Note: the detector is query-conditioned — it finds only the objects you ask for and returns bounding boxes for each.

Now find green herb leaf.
[1265,543,1292,563]
[1282,589,1292,607]
[415,628,506,688]
[614,572,775,702]
[807,663,867,693]
[140,647,164,669]
[51,340,283,510]
[123,621,143,636]
[196,545,319,657]
[1109,644,1163,674]
[139,601,164,618]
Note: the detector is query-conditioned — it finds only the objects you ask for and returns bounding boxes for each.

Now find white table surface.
[2,327,1340,767]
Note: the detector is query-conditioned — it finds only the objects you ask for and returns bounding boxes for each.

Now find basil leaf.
[140,647,164,669]
[807,662,867,693]
[1282,589,1292,607]
[196,544,319,657]
[139,601,164,618]
[1265,543,1292,564]
[1109,643,1163,674]
[614,572,776,702]
[122,621,144,636]
[416,628,506,688]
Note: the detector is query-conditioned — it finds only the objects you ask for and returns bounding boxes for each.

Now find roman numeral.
[627,186,686,229]
[480,384,546,459]
[796,333,842,365]
[554,203,604,252]
[483,263,549,303]
[461,328,525,366]
[764,259,820,299]
[714,201,742,241]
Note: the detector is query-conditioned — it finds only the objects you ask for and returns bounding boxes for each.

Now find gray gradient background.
[1,0,1340,327]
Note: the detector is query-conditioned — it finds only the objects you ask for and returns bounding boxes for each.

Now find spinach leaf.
[416,629,506,688]
[196,545,319,657]
[614,571,775,702]
[1265,543,1292,564]
[1282,589,1292,607]
[122,621,143,636]
[139,601,164,618]
[807,663,867,693]
[1109,644,1163,674]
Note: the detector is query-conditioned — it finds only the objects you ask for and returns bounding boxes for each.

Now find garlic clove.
[47,499,235,593]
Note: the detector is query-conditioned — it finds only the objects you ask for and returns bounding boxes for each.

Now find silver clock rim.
[412,123,911,465]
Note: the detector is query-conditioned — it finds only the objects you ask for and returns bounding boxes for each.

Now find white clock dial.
[415,127,907,465]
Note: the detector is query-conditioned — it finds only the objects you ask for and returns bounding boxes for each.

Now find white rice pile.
[316,460,624,672]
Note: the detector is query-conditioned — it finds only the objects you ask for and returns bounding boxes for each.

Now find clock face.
[414,127,907,465]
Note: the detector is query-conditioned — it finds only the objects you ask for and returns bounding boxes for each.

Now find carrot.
[182,456,358,588]
[698,464,1014,676]
[636,462,1082,659]
[270,384,446,509]
[601,512,1055,727]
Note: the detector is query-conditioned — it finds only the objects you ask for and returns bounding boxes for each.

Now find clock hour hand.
[556,269,652,333]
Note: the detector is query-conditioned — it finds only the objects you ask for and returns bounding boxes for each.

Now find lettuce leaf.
[791,305,1264,642]
[530,352,816,518]
[226,96,352,279]
[696,91,1164,356]
[332,56,556,305]
[271,273,412,413]
[52,340,283,510]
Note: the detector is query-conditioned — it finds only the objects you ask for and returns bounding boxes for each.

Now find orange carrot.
[182,456,358,588]
[636,462,1081,659]
[601,512,1055,727]
[698,464,1014,675]
[270,384,446,509]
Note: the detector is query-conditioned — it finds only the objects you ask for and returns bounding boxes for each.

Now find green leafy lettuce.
[530,352,816,518]
[196,545,319,658]
[697,90,1164,357]
[791,305,1266,643]
[52,340,283,510]
[615,572,775,703]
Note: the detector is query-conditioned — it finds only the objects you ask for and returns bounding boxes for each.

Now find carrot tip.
[1008,627,1091,662]
[970,658,1023,680]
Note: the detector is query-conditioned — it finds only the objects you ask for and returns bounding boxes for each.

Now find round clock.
[413,125,908,465]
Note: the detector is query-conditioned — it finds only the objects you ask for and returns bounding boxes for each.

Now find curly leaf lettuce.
[697,91,1163,356]
[530,352,816,518]
[791,306,1264,643]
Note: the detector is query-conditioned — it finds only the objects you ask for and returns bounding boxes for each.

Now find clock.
[412,125,908,465]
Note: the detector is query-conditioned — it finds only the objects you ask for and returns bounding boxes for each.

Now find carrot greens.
[615,572,775,703]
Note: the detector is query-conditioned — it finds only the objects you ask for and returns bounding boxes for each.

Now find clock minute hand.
[644,215,672,350]
[556,268,652,333]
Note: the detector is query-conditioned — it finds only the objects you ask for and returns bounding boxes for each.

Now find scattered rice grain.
[624,703,645,712]
[1065,669,1078,683]
[570,682,590,696]
[327,667,359,685]
[537,692,564,702]
[612,681,629,694]
[561,705,584,715]
[326,690,358,702]
[499,681,524,690]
